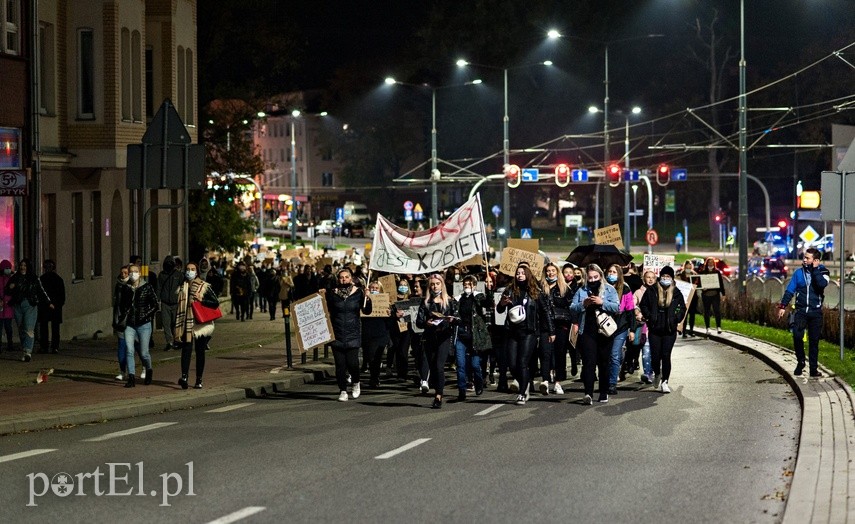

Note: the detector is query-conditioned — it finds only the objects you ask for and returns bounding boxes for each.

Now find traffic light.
[554,163,570,187]
[606,163,622,187]
[714,213,722,223]
[504,164,521,188]
[777,219,788,230]
[656,164,671,186]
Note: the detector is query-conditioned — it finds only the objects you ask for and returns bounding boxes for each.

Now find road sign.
[413,203,423,213]
[565,214,583,228]
[142,99,191,145]
[799,225,819,244]
[521,168,539,182]
[404,209,413,221]
[623,169,640,182]
[336,207,344,221]
[403,200,414,211]
[491,204,501,217]
[646,229,659,246]
[520,228,533,239]
[671,168,688,181]
[414,211,423,221]
[821,171,855,221]
[571,169,588,182]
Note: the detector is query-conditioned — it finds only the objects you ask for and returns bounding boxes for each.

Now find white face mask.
[370,290,380,295]
[129,272,140,282]
[186,270,197,280]
[463,287,473,295]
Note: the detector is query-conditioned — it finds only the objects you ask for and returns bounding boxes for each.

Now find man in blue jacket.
[777,248,829,377]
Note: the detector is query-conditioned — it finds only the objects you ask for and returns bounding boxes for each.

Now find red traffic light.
[777,219,788,229]
[554,163,570,187]
[606,163,622,186]
[656,164,671,186]
[714,214,722,223]
[504,164,521,188]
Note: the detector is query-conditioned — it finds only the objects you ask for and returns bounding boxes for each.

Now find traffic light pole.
[737,0,749,293]
[624,116,631,252]
[602,46,611,227]
[502,68,510,237]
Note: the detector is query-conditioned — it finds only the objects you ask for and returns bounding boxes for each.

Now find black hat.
[659,266,675,279]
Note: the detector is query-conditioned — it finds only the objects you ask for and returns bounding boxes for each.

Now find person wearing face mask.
[112,265,131,381]
[541,263,575,395]
[0,259,14,353]
[361,280,393,389]
[639,266,686,393]
[569,263,620,404]
[626,270,656,383]
[416,273,458,408]
[387,277,413,382]
[116,264,159,387]
[325,268,372,401]
[229,262,253,321]
[604,264,636,393]
[410,278,431,391]
[698,257,726,335]
[678,260,699,337]
[497,264,555,406]
[5,258,51,362]
[453,275,491,401]
[175,261,220,389]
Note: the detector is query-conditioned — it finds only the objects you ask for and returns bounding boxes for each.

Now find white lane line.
[0,448,57,464]
[375,438,432,459]
[205,506,266,524]
[205,403,255,413]
[474,404,504,416]
[82,422,177,442]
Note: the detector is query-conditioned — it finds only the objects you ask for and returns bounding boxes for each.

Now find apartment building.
[0,0,197,338]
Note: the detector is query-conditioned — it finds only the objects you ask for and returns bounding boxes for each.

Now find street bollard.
[284,305,293,369]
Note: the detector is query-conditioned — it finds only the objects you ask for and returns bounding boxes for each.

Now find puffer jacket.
[780,264,830,313]
[327,287,372,349]
[497,289,555,337]
[117,281,160,328]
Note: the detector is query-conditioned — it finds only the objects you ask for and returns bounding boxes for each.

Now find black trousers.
[578,331,611,397]
[38,317,61,351]
[701,294,722,329]
[649,332,677,381]
[686,296,698,333]
[505,329,537,396]
[389,330,411,379]
[332,343,361,392]
[552,323,573,382]
[792,310,822,372]
[362,336,387,385]
[180,335,209,378]
[425,336,452,396]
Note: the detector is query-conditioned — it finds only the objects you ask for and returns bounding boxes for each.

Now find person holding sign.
[497,265,555,406]
[362,281,393,389]
[416,274,458,409]
[570,264,620,404]
[326,268,372,402]
[777,248,829,377]
[639,266,685,394]
[678,261,699,337]
[698,257,725,335]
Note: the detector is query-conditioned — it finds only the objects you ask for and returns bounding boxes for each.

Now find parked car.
[747,256,788,279]
[315,219,336,235]
[342,220,366,238]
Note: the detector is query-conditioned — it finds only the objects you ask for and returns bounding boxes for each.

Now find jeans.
[552,323,571,382]
[455,338,482,392]
[792,311,822,372]
[13,300,38,355]
[124,322,153,376]
[0,317,14,349]
[362,336,387,385]
[117,336,128,373]
[642,340,652,377]
[390,330,411,379]
[649,332,677,382]
[609,329,629,386]
[538,333,554,383]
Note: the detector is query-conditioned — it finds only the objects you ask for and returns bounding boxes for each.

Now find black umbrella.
[565,244,633,269]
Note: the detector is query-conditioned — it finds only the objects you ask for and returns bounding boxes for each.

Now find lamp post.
[456,59,552,236]
[290,109,300,243]
[384,77,482,226]
[737,0,748,292]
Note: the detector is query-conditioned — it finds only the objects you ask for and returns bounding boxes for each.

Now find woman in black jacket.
[639,266,686,394]
[326,268,372,401]
[117,264,159,387]
[497,264,555,406]
[541,263,573,395]
[698,257,725,335]
[5,258,51,362]
[362,280,393,388]
[415,273,457,409]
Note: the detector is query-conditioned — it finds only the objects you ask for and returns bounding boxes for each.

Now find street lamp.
[290,109,300,243]
[455,59,553,237]
[384,77,482,226]
[213,171,263,242]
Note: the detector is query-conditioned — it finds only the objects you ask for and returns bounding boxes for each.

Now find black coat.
[327,287,372,349]
[416,296,458,344]
[38,271,66,322]
[117,281,160,328]
[4,272,49,308]
[639,284,686,336]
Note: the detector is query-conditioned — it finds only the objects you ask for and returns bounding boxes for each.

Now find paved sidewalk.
[0,309,852,522]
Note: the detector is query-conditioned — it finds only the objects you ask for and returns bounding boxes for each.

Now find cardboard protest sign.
[460,254,485,267]
[379,274,398,299]
[698,274,720,290]
[674,279,696,325]
[291,293,334,352]
[507,238,539,254]
[498,247,544,276]
[594,224,624,249]
[643,254,675,276]
[494,287,507,326]
[361,292,391,318]
[315,257,333,272]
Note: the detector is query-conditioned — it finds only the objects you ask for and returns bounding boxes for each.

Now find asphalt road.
[0,337,799,523]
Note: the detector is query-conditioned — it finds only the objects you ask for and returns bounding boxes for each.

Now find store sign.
[0,170,27,196]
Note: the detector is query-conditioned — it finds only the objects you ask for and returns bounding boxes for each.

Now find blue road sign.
[414,211,423,220]
[623,169,640,182]
[520,228,532,239]
[404,209,413,221]
[521,168,539,182]
[491,204,501,217]
[671,168,688,181]
[335,207,344,221]
[571,169,588,182]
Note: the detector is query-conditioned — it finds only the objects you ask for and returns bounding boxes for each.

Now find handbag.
[595,309,617,337]
[508,297,528,325]
[192,301,223,323]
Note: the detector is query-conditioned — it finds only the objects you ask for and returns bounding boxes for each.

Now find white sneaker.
[351,382,361,399]
[717,328,722,334]
[525,384,531,401]
[509,379,520,393]
[338,391,348,402]
[661,380,671,394]
[553,383,564,395]
[420,380,429,394]
[706,328,710,335]
[515,395,526,406]
[115,373,124,381]
[539,381,549,395]
[583,394,593,405]
[140,369,146,380]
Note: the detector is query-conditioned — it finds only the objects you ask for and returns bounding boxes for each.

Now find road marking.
[206,403,255,413]
[205,506,266,524]
[474,404,504,416]
[375,438,432,459]
[0,448,57,464]
[82,422,177,442]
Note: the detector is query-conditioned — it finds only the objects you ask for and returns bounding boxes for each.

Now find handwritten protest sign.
[643,254,675,276]
[498,247,544,276]
[315,257,333,272]
[674,279,695,325]
[361,293,391,318]
[698,274,720,290]
[594,224,624,249]
[291,293,334,352]
[379,274,398,299]
[493,287,507,325]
